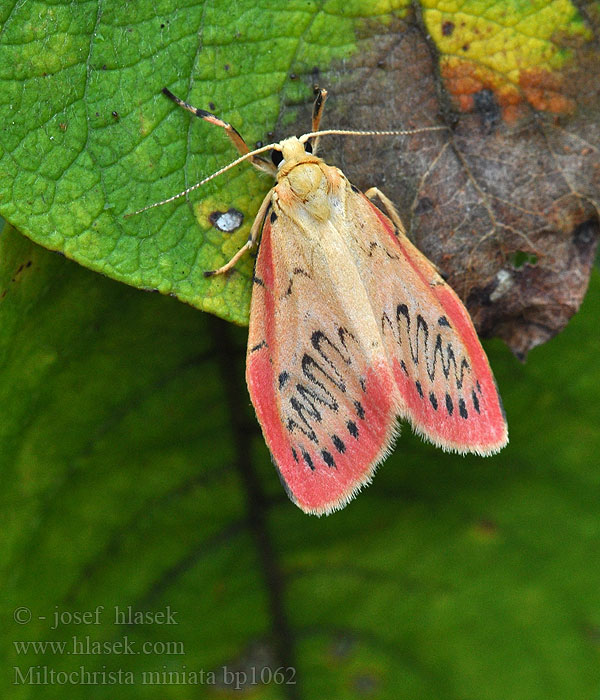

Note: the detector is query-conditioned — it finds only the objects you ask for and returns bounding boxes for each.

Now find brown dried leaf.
[279,11,600,358]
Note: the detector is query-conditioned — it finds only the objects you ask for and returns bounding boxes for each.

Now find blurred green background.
[1,1,599,698]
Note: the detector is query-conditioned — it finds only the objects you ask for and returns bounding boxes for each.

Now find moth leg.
[364,187,408,237]
[204,188,274,277]
[162,88,275,176]
[309,87,328,156]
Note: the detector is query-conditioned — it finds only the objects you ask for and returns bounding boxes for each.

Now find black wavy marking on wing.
[382,303,470,390]
[283,327,362,455]
[249,340,267,353]
[367,241,399,260]
[283,267,312,298]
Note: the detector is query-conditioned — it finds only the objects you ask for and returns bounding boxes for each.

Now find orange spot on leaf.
[442,60,575,123]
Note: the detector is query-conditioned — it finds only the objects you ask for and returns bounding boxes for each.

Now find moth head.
[272,137,315,169]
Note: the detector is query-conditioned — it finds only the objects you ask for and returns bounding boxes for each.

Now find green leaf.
[1,222,600,698]
[0,0,416,325]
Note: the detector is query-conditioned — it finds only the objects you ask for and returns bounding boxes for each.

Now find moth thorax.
[287,163,326,199]
[285,164,331,221]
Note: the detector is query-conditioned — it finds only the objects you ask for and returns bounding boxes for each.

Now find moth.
[134,87,508,515]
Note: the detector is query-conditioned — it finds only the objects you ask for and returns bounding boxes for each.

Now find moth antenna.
[299,125,449,143]
[124,142,282,217]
